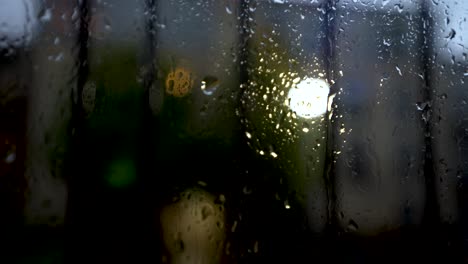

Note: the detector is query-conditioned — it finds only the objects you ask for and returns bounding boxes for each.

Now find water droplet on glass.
[446,28,456,40]
[347,219,359,231]
[439,93,447,100]
[394,4,404,13]
[218,194,226,203]
[302,122,310,133]
[198,181,207,187]
[200,104,208,116]
[39,8,52,23]
[4,152,16,164]
[175,239,185,253]
[54,52,64,62]
[230,221,238,234]
[104,16,112,31]
[395,66,402,76]
[339,211,345,219]
[415,101,431,111]
[243,186,252,195]
[71,8,79,21]
[201,205,213,221]
[383,39,391,46]
[201,76,219,96]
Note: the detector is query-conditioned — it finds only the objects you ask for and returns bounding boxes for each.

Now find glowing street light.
[286,78,330,119]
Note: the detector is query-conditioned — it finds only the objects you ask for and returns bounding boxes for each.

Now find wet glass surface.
[1,0,468,263]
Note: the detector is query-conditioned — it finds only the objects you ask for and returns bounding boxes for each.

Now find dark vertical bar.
[323,0,337,233]
[64,0,89,261]
[75,0,90,122]
[421,0,439,236]
[140,0,161,261]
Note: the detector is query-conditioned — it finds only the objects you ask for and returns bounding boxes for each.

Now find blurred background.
[1,0,468,263]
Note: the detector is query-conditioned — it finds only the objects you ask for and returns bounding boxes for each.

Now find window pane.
[1,0,468,263]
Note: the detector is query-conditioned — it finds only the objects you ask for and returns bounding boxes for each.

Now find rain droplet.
[383,39,391,46]
[415,101,431,111]
[39,8,52,23]
[395,66,402,76]
[198,181,207,187]
[302,122,310,133]
[231,221,238,232]
[446,28,456,40]
[71,8,79,21]
[339,211,345,219]
[54,52,64,62]
[218,194,226,203]
[4,152,16,164]
[394,4,404,13]
[175,239,185,253]
[201,205,213,221]
[347,219,359,231]
[201,76,220,96]
[243,186,252,195]
[104,16,112,31]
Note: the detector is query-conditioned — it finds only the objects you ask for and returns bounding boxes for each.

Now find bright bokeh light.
[287,78,330,119]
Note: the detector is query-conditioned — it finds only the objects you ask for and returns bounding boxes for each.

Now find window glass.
[1,0,468,263]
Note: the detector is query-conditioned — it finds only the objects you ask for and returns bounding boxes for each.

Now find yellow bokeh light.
[165,67,193,97]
